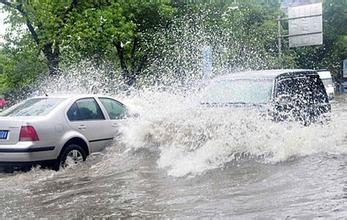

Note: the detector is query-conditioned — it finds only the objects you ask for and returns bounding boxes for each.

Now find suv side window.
[67,98,105,121]
[99,98,127,120]
[275,76,328,104]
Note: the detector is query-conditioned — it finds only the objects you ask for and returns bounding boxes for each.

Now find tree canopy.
[0,0,346,97]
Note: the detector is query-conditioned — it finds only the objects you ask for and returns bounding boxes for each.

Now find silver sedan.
[0,94,128,170]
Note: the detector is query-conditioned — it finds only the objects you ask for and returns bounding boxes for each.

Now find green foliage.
[0,36,47,95]
[59,1,174,61]
[0,0,345,93]
[0,0,175,87]
[221,2,284,67]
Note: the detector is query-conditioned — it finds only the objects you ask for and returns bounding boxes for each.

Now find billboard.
[288,3,323,48]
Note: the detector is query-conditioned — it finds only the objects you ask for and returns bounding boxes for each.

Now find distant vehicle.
[0,97,6,110]
[342,82,347,93]
[317,70,335,99]
[199,69,331,124]
[0,94,128,171]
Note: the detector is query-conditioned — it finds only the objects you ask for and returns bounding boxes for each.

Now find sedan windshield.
[201,79,273,104]
[0,98,66,117]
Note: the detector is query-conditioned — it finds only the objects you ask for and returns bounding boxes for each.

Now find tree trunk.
[47,55,60,76]
[42,43,60,75]
[115,40,150,87]
[115,41,134,86]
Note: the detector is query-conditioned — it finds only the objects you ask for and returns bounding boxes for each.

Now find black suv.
[200,69,331,124]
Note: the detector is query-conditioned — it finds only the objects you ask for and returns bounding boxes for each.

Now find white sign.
[202,46,213,79]
[288,3,323,47]
[343,59,347,78]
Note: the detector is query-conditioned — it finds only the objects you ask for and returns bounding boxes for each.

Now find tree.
[0,0,174,85]
[0,35,47,99]
[0,0,80,75]
[60,0,174,85]
[0,0,344,92]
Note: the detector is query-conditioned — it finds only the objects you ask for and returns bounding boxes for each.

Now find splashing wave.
[27,65,347,178]
[119,89,347,177]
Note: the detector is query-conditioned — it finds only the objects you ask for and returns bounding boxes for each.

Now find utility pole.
[277,16,282,60]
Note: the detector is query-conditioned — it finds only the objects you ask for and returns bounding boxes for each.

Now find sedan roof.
[32,94,115,100]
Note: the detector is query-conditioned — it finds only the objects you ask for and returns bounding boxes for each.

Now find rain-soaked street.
[0,0,346,218]
[0,92,346,219]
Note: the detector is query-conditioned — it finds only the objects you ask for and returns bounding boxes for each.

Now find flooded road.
[0,93,346,218]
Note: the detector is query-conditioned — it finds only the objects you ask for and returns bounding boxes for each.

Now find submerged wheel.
[54,144,87,170]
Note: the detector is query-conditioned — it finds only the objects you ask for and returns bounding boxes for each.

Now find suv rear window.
[276,76,328,104]
[0,98,66,117]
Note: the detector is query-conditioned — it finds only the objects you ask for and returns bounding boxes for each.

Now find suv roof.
[215,69,318,80]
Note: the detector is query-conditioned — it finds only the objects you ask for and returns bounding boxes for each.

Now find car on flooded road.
[199,69,331,124]
[318,70,335,100]
[0,94,127,171]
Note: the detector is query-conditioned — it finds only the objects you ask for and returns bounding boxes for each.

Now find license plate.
[0,130,8,139]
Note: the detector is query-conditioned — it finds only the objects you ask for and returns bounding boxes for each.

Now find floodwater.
[0,92,346,219]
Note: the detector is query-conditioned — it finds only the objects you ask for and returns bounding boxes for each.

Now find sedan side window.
[99,98,127,120]
[67,103,80,121]
[67,98,105,121]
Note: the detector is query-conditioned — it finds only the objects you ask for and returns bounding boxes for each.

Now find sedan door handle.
[78,125,87,130]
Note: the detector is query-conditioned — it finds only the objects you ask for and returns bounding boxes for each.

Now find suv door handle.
[112,123,118,128]
[78,125,87,130]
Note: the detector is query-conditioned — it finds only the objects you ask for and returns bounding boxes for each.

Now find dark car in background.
[200,69,331,125]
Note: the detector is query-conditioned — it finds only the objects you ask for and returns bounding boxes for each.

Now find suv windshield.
[0,98,66,117]
[201,79,273,104]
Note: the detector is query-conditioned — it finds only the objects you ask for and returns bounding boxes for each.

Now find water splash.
[32,61,124,96]
[118,89,347,177]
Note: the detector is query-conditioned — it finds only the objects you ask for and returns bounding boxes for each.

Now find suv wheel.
[54,144,87,170]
